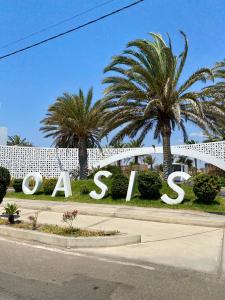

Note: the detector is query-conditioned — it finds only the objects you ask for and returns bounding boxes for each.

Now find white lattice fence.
[0,146,134,178]
[1,142,225,178]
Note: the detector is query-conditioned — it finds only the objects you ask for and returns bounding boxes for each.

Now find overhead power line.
[0,0,144,61]
[0,0,117,51]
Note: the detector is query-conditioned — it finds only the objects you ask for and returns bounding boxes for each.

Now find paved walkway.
[4,197,225,227]
[2,198,225,275]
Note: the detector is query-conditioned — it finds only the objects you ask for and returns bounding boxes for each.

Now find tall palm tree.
[40,88,107,179]
[7,135,33,147]
[102,32,224,179]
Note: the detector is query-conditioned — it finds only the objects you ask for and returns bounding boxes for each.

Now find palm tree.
[7,135,33,147]
[176,155,193,168]
[110,141,127,167]
[185,139,198,173]
[102,32,224,179]
[40,88,107,179]
[126,139,143,164]
[143,155,155,170]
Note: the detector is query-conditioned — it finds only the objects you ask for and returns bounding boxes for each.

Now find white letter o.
[22,172,43,195]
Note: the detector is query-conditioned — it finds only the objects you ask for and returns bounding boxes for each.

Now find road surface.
[0,236,225,299]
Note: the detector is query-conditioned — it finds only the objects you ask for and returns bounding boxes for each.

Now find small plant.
[111,174,129,199]
[43,178,57,195]
[4,203,20,224]
[62,210,78,229]
[80,185,90,195]
[138,171,162,199]
[13,179,23,192]
[28,211,39,230]
[193,173,221,203]
[0,167,11,204]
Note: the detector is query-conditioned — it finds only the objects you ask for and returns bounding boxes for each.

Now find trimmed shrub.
[111,174,128,199]
[13,179,23,192]
[193,173,221,203]
[43,178,57,195]
[80,185,90,195]
[138,171,162,199]
[88,165,121,179]
[0,167,11,203]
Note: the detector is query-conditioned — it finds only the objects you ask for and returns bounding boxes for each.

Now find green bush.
[111,174,128,199]
[43,178,57,195]
[219,176,225,187]
[13,179,23,192]
[0,167,11,203]
[138,171,162,199]
[88,165,121,179]
[193,173,221,203]
[80,185,90,195]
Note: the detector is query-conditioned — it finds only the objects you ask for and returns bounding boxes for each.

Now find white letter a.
[52,171,72,198]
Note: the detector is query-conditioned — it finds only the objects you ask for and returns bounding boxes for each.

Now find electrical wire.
[0,0,144,61]
[0,0,117,51]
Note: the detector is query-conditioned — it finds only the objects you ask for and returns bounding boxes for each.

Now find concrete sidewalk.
[1,206,224,276]
[1,199,225,276]
[4,197,225,228]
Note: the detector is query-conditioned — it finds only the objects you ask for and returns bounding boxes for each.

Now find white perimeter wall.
[0,146,134,178]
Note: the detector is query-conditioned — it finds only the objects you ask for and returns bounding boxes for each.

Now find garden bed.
[0,220,141,248]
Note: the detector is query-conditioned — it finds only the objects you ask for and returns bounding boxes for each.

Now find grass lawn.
[6,179,225,213]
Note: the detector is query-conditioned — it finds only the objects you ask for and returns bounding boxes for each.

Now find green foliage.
[0,167,11,203]
[103,32,222,178]
[111,174,128,199]
[193,173,221,203]
[0,167,11,187]
[138,171,162,199]
[7,134,33,147]
[4,203,20,224]
[80,185,90,195]
[43,178,57,195]
[88,165,121,179]
[4,203,20,215]
[219,176,225,187]
[13,179,23,192]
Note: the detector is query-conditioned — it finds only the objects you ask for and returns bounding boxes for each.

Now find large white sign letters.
[161,171,191,205]
[89,171,112,200]
[21,170,191,205]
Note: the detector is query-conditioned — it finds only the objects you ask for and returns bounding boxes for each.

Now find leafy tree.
[103,32,224,178]
[7,135,33,147]
[40,88,107,179]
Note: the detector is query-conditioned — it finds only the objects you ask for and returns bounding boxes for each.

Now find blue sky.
[0,0,225,147]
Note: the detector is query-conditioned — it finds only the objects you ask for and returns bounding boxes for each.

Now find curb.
[0,226,141,248]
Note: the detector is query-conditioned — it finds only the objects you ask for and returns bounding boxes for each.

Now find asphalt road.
[0,237,225,300]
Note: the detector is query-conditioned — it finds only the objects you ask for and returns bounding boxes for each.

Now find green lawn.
[6,179,225,213]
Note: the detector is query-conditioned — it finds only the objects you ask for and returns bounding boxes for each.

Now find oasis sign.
[21,170,191,205]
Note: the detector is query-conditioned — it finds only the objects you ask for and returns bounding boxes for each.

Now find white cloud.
[189,131,207,138]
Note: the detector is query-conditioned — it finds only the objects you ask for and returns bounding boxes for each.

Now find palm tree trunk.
[162,122,172,180]
[194,158,198,175]
[78,137,88,180]
[134,156,138,165]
